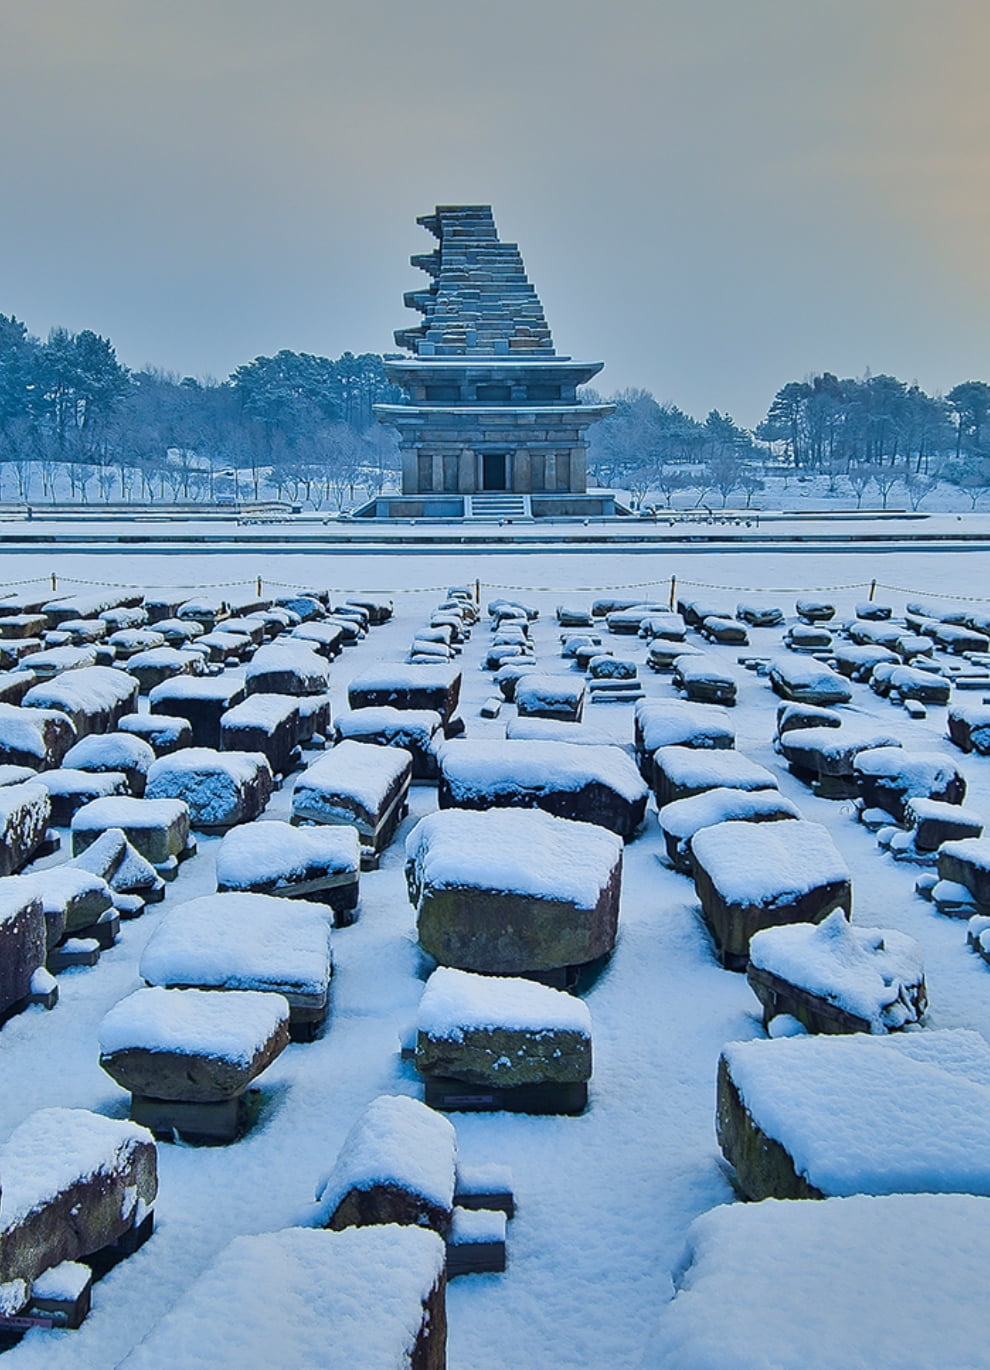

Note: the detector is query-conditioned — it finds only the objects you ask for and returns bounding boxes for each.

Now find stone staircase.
[465,494,532,521]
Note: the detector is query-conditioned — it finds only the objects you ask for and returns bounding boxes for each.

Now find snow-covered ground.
[2,533,990,1368]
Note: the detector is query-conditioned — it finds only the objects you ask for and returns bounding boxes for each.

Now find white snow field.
[2,531,990,1368]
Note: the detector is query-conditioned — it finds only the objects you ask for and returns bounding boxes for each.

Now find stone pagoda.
[368,205,616,519]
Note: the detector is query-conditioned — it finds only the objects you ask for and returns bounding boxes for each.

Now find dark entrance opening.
[483,453,507,490]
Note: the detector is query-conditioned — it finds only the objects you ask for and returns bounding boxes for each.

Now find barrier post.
[256,576,262,597]
[475,579,480,605]
[868,578,877,602]
[50,573,57,592]
[669,574,676,611]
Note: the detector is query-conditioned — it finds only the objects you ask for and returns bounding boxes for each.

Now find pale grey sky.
[1,0,987,426]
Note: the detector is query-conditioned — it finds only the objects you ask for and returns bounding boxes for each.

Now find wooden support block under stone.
[445,1207,506,1277]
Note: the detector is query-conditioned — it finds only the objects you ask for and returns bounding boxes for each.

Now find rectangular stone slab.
[291,741,412,854]
[0,782,52,877]
[114,1226,447,1370]
[72,797,190,865]
[0,883,45,1017]
[0,1108,157,1302]
[691,820,851,970]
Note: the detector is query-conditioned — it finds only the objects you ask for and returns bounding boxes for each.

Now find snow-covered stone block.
[505,718,624,748]
[938,837,990,908]
[643,1192,990,1370]
[778,722,902,798]
[672,655,737,705]
[437,739,647,840]
[117,712,194,756]
[148,676,247,749]
[117,1225,446,1370]
[774,701,843,737]
[717,1029,990,1200]
[831,643,899,680]
[677,597,726,628]
[0,781,52,875]
[691,819,850,968]
[23,666,138,737]
[848,619,903,650]
[139,891,332,1039]
[0,671,36,708]
[651,745,778,809]
[72,796,191,866]
[314,1094,456,1234]
[586,654,637,680]
[634,699,734,778]
[145,748,273,831]
[33,767,129,826]
[43,591,142,628]
[346,595,393,625]
[63,731,156,796]
[291,740,412,857]
[872,662,951,703]
[494,661,537,701]
[736,600,784,627]
[0,614,47,640]
[220,694,300,778]
[947,702,990,755]
[125,646,205,693]
[852,746,965,821]
[0,702,76,770]
[933,621,989,654]
[69,826,166,901]
[107,628,166,660]
[795,596,835,623]
[769,657,851,706]
[100,985,290,1104]
[406,809,622,975]
[334,706,443,781]
[296,693,332,746]
[244,641,329,698]
[0,1107,156,1313]
[556,604,593,627]
[215,820,360,921]
[514,673,585,723]
[747,911,926,1034]
[22,644,99,678]
[0,878,46,1018]
[194,629,253,664]
[416,966,592,1094]
[347,665,462,724]
[700,615,748,645]
[32,866,114,940]
[658,787,802,874]
[638,611,686,642]
[783,623,833,652]
[905,796,983,851]
[290,621,345,658]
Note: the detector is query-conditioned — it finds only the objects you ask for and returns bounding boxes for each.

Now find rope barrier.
[4,572,989,605]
